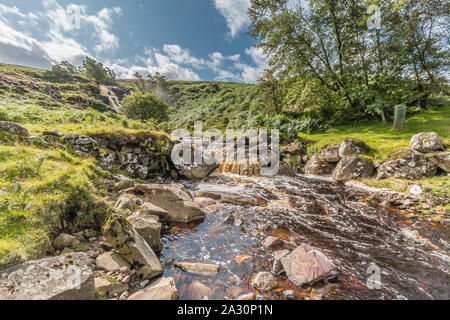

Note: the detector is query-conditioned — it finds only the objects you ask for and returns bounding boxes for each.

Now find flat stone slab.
[174,262,220,276]
[0,253,94,300]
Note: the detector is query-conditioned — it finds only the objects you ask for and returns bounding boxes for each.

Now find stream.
[160,174,450,300]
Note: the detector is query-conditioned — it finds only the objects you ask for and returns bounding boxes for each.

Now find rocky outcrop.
[426,151,450,173]
[377,148,437,180]
[332,156,374,182]
[304,156,334,175]
[321,144,341,163]
[128,277,178,300]
[127,212,162,252]
[134,183,206,223]
[102,214,163,280]
[410,132,444,153]
[0,253,94,300]
[174,262,220,276]
[281,245,335,286]
[0,121,29,137]
[339,138,369,158]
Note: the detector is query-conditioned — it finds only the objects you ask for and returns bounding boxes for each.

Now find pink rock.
[281,245,335,286]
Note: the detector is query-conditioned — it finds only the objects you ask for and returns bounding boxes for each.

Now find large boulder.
[0,253,94,300]
[320,144,341,163]
[426,152,450,173]
[173,146,218,180]
[410,132,444,153]
[332,156,374,182]
[138,202,169,221]
[102,215,163,281]
[339,138,369,158]
[377,148,437,180]
[128,277,178,300]
[127,212,162,252]
[0,121,29,137]
[134,183,206,223]
[304,156,334,175]
[281,245,335,286]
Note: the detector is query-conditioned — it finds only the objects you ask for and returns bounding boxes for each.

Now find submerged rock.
[251,272,277,291]
[128,277,179,300]
[102,214,163,280]
[0,121,29,137]
[281,245,335,286]
[0,253,94,300]
[332,156,374,182]
[174,262,220,276]
[188,280,212,300]
[410,132,444,153]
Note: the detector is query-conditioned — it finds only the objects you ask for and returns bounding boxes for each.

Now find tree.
[133,71,169,101]
[248,0,449,123]
[121,92,169,122]
[44,61,76,82]
[81,56,117,85]
[257,71,283,114]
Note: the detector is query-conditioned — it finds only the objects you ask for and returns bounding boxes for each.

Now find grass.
[299,104,450,162]
[0,144,107,267]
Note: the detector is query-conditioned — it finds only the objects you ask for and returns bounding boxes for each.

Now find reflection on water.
[160,174,450,300]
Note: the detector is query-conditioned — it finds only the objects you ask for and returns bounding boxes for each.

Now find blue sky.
[0,0,268,82]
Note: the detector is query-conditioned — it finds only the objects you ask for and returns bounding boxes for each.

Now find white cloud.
[234,47,268,83]
[214,0,251,39]
[0,1,121,68]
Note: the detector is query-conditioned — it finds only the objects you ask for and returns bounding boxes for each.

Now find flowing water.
[160,174,450,300]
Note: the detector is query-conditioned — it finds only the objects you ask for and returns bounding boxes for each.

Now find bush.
[121,92,169,122]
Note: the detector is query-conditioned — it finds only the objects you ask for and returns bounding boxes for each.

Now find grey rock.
[426,151,450,173]
[134,183,206,223]
[53,233,80,250]
[305,156,334,175]
[102,214,163,281]
[128,277,178,300]
[272,249,290,274]
[95,252,130,272]
[332,156,374,182]
[0,121,29,137]
[0,253,94,300]
[410,132,444,153]
[377,148,437,180]
[127,212,162,252]
[339,138,369,158]
[321,144,341,163]
[174,262,220,276]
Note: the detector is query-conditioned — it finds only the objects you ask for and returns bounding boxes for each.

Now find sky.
[0,0,269,83]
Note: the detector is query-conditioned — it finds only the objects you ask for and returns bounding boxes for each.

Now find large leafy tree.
[249,0,449,122]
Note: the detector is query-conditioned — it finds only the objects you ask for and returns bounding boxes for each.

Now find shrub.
[121,92,169,122]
